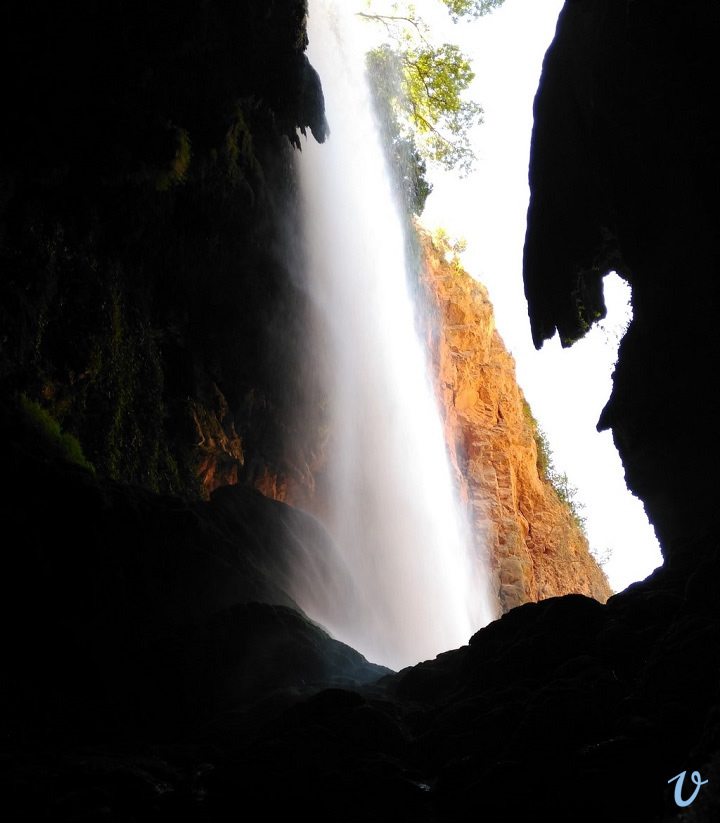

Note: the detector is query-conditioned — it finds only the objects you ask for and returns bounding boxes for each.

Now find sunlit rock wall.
[419,230,611,610]
[211,219,612,612]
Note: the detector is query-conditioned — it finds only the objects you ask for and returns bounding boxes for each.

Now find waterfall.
[291,0,495,670]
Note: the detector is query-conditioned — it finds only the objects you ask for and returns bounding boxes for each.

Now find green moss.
[155,126,192,191]
[223,105,264,191]
[93,281,171,492]
[19,394,95,472]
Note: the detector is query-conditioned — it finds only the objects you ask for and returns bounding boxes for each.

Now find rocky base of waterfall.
[2,443,719,821]
[419,230,612,611]
[0,0,609,644]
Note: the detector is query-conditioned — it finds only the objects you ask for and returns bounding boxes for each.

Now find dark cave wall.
[523,0,720,553]
[0,0,327,498]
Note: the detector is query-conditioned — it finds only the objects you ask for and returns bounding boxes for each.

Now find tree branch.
[356,12,432,47]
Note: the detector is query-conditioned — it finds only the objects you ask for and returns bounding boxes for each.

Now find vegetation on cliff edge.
[522,398,588,537]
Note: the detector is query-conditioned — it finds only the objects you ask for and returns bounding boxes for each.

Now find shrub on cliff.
[522,399,587,535]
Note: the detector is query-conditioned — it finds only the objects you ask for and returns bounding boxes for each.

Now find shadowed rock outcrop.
[0,0,327,503]
[524,0,720,551]
[2,434,386,744]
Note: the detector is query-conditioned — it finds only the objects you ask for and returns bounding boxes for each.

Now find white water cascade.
[292,0,496,670]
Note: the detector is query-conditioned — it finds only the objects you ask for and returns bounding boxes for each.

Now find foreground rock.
[2,433,386,746]
[3,465,719,821]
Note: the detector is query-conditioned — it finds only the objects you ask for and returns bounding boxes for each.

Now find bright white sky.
[362,0,663,592]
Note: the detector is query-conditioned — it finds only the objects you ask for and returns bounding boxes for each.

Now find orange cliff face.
[418,229,612,612]
[191,226,612,613]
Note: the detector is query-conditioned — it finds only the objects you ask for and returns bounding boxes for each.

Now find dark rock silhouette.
[524,0,720,551]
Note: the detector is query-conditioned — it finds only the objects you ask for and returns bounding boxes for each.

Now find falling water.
[292,0,495,670]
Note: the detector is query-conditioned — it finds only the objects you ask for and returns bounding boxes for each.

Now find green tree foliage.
[442,0,505,22]
[401,41,482,174]
[366,45,433,214]
[431,226,468,272]
[360,2,495,176]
